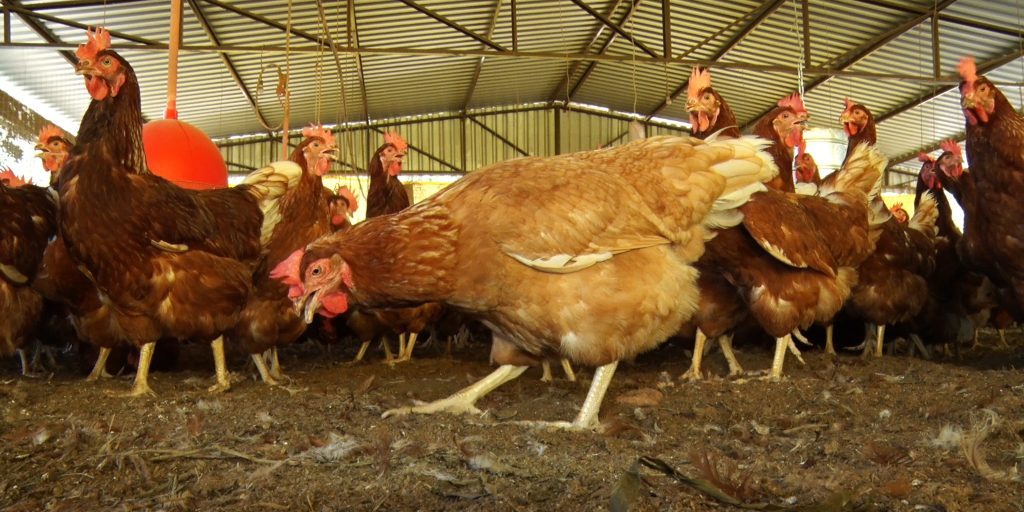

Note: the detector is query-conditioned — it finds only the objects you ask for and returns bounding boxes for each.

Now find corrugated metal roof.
[1,0,1022,188]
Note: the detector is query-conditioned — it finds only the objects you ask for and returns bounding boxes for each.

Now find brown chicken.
[753,94,808,192]
[684,143,888,381]
[228,126,338,385]
[830,99,939,358]
[956,57,1024,319]
[275,136,777,430]
[36,125,74,187]
[686,66,741,139]
[365,132,410,218]
[58,28,301,396]
[840,97,876,166]
[1,168,57,375]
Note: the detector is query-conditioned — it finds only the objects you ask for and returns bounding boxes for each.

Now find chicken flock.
[1,28,1021,431]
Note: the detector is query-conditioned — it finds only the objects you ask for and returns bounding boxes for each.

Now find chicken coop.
[2,1,1024,510]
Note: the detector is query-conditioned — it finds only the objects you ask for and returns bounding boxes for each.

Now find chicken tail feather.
[909,191,939,238]
[240,161,303,247]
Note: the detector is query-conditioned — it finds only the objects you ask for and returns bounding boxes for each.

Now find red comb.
[940,139,962,158]
[958,57,978,85]
[0,167,28,187]
[38,125,65,144]
[890,202,905,214]
[270,249,306,299]
[917,152,935,163]
[687,66,712,103]
[76,27,111,62]
[335,185,358,213]
[383,131,408,152]
[301,124,336,147]
[842,97,857,114]
[778,93,807,115]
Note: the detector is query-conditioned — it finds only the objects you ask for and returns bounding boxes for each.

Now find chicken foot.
[514,361,618,431]
[680,330,709,381]
[108,342,155,397]
[718,334,745,377]
[16,348,41,378]
[353,340,371,362]
[267,347,287,381]
[393,332,419,363]
[252,352,282,386]
[86,347,114,381]
[208,337,231,393]
[382,364,528,418]
[541,358,578,383]
[765,334,795,381]
[824,325,836,356]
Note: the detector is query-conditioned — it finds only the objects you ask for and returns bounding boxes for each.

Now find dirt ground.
[1,329,1023,512]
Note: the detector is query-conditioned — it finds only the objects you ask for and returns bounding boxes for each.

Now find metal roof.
[1,0,1022,187]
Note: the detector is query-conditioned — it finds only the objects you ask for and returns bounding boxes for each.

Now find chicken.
[36,125,74,187]
[275,135,777,430]
[58,28,301,396]
[752,94,808,192]
[686,66,740,139]
[228,126,338,385]
[329,185,358,231]
[889,202,909,224]
[829,98,938,358]
[1,168,57,375]
[684,143,887,381]
[365,132,410,218]
[840,97,876,166]
[955,57,1024,319]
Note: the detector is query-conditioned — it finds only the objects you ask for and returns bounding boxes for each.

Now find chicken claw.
[208,337,232,393]
[511,361,617,431]
[107,342,156,397]
[382,364,528,419]
[85,347,114,381]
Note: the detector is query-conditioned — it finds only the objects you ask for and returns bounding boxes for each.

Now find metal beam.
[395,0,507,51]
[202,0,328,46]
[1,3,159,45]
[347,0,370,121]
[931,12,940,79]
[856,0,1024,39]
[740,0,958,130]
[510,0,517,52]
[547,0,624,102]
[368,126,462,172]
[185,0,273,131]
[3,0,77,65]
[645,0,786,120]
[462,0,503,111]
[23,0,144,9]
[563,0,644,101]
[467,115,529,157]
[569,0,658,58]
[875,48,1024,124]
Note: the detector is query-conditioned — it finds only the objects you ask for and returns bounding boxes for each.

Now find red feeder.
[143,119,226,190]
[142,0,227,191]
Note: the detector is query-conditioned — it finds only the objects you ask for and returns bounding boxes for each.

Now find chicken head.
[918,152,941,190]
[75,27,127,101]
[840,98,872,137]
[958,57,996,126]
[686,67,720,133]
[36,125,73,173]
[773,93,808,149]
[937,139,964,179]
[299,125,338,176]
[889,202,908,224]
[794,142,818,183]
[380,131,408,181]
[272,249,354,323]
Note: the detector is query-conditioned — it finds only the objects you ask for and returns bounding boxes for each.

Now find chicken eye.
[311,266,322,277]
[101,57,113,67]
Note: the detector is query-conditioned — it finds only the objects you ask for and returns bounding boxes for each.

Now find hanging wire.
[561,0,570,104]
[1017,0,1023,108]
[789,0,805,96]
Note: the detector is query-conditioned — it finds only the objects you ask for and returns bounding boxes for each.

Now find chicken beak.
[297,289,322,325]
[961,95,976,109]
[35,144,47,158]
[323,148,339,161]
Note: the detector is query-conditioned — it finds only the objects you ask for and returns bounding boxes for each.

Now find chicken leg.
[268,347,286,381]
[873,324,886,358]
[382,364,528,418]
[560,358,577,382]
[353,340,371,362]
[824,325,836,356]
[109,342,155,397]
[766,334,793,381]
[208,336,231,393]
[252,352,281,386]
[680,330,708,381]
[86,347,113,381]
[718,334,744,377]
[515,361,618,431]
[394,332,419,363]
[541,358,578,383]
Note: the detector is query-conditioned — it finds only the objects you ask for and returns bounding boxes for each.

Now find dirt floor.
[1,329,1023,512]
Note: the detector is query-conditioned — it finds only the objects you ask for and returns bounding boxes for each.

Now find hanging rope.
[789,0,804,96]
[629,3,638,115]
[281,0,293,159]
